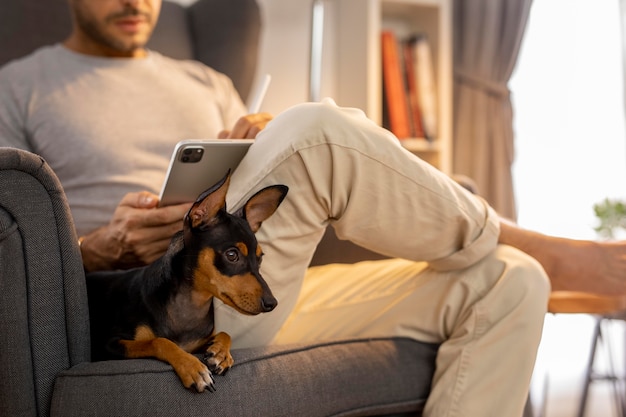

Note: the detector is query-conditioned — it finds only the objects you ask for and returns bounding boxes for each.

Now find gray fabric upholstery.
[310,227,390,266]
[0,0,72,65]
[51,338,437,417]
[188,0,261,101]
[0,150,90,417]
[149,0,262,99]
[0,207,35,417]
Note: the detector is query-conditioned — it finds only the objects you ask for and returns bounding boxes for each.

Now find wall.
[244,0,340,114]
[255,0,313,114]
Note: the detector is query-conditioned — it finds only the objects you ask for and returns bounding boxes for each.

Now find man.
[1,0,625,415]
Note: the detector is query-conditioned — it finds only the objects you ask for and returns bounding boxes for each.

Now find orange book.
[381,30,411,139]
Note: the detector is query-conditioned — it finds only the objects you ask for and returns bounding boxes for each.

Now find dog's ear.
[236,185,288,233]
[186,171,231,229]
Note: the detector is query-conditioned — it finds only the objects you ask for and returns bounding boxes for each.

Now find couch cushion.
[51,338,438,417]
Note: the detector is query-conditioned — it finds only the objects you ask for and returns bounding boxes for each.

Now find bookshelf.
[332,0,452,173]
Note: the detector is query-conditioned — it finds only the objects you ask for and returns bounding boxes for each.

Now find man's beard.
[75,6,153,53]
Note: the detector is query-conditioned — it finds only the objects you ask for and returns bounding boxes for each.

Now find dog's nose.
[261,295,278,312]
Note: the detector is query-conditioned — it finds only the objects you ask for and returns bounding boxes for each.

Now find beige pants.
[218,99,551,417]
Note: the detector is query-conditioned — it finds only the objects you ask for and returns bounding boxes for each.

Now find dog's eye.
[224,248,240,263]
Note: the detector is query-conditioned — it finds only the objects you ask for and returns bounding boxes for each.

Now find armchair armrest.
[0,148,90,417]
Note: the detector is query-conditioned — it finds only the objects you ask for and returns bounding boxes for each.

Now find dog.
[86,172,288,392]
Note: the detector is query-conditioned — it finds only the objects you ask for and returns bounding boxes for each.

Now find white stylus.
[247,74,271,113]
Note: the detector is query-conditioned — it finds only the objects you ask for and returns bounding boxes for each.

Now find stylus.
[247,74,271,113]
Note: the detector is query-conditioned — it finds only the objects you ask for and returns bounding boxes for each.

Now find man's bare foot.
[499,219,626,296]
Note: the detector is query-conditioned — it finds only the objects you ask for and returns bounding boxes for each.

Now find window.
[510,0,626,239]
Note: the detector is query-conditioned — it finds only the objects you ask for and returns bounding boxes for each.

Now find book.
[408,34,438,141]
[402,39,425,139]
[381,30,411,139]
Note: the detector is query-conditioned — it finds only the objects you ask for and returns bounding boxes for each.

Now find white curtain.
[453,0,533,220]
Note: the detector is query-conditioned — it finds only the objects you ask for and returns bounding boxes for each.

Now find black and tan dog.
[86,172,288,392]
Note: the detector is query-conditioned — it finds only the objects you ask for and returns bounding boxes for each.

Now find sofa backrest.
[0,0,261,101]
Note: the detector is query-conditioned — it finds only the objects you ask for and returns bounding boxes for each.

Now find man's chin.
[105,35,152,57]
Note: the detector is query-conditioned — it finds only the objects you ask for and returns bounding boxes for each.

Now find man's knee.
[492,244,551,320]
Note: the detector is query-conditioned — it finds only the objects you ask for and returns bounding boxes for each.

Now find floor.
[530,314,625,417]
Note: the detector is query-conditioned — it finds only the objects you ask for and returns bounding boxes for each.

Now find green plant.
[593,198,626,238]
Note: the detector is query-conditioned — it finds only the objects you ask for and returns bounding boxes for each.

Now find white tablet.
[158,139,254,207]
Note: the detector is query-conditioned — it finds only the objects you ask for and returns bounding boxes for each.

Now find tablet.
[158,139,254,207]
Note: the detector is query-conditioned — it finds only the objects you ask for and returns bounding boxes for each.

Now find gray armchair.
[0,1,438,416]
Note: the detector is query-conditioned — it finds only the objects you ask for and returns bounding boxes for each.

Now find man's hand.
[218,113,273,139]
[79,192,192,272]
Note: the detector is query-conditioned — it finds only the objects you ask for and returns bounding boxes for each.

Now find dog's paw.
[203,332,234,375]
[203,344,234,375]
[174,355,216,393]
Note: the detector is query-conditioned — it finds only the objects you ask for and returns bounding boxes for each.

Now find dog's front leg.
[120,337,216,393]
[203,331,234,375]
